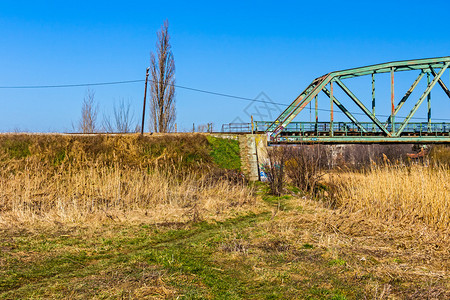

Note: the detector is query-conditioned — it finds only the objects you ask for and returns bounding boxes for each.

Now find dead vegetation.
[335,164,450,231]
[0,134,257,228]
[77,89,98,133]
[0,161,257,227]
[262,144,449,231]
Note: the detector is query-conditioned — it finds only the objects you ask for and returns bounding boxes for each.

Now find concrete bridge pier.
[238,134,268,181]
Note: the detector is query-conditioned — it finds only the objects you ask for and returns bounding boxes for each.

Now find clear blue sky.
[0,0,449,132]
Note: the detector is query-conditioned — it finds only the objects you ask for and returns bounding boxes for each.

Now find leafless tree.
[78,89,98,133]
[149,20,176,133]
[102,99,137,133]
[196,123,213,133]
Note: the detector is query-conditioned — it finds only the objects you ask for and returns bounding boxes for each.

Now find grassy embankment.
[0,134,249,226]
[0,134,448,299]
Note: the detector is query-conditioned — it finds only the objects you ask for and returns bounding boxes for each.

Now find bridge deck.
[222,121,450,144]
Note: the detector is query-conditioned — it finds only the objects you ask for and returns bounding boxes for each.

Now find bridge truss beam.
[266,57,450,143]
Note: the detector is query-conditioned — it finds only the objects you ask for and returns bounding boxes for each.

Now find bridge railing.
[221,123,252,133]
[221,121,450,135]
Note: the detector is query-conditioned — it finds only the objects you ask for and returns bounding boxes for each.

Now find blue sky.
[0,0,449,132]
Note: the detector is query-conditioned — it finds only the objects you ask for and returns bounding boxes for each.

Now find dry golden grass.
[0,158,259,227]
[258,195,450,299]
[334,164,450,230]
[0,133,216,171]
[0,133,255,228]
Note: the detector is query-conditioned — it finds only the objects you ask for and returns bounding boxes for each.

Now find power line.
[0,78,291,106]
[1,78,449,121]
[0,78,279,102]
[0,79,145,89]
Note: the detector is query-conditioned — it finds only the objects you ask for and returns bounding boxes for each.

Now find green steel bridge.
[223,57,450,144]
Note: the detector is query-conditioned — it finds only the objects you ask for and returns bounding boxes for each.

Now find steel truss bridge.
[224,57,450,144]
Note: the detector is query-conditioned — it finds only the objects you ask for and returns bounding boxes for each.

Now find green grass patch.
[1,138,31,159]
[329,258,347,266]
[207,136,241,170]
[261,194,292,211]
[302,243,314,249]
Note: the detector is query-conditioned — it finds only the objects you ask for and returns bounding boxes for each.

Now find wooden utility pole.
[141,67,150,135]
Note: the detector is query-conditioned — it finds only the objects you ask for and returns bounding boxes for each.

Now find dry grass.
[0,133,216,170]
[256,195,450,299]
[0,161,258,229]
[0,133,256,228]
[333,164,449,231]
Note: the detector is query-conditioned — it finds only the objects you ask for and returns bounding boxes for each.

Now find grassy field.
[0,135,449,299]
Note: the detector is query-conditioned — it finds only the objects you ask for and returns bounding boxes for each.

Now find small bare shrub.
[262,146,289,196]
[262,145,328,196]
[77,89,98,133]
[102,99,138,133]
[284,145,325,194]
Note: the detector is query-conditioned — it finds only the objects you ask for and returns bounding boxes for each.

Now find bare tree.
[102,99,137,133]
[78,89,98,133]
[196,123,213,133]
[149,20,176,133]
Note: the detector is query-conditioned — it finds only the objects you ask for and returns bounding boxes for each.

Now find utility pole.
[141,67,150,135]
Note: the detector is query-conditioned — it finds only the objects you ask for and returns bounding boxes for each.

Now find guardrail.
[221,123,252,133]
[222,121,450,136]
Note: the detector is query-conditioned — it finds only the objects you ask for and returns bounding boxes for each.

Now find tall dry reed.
[0,159,256,226]
[336,164,449,230]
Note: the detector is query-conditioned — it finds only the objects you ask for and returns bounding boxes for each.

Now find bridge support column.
[427,72,431,132]
[315,95,318,135]
[391,67,395,134]
[239,134,268,181]
[372,73,376,132]
[330,82,334,137]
